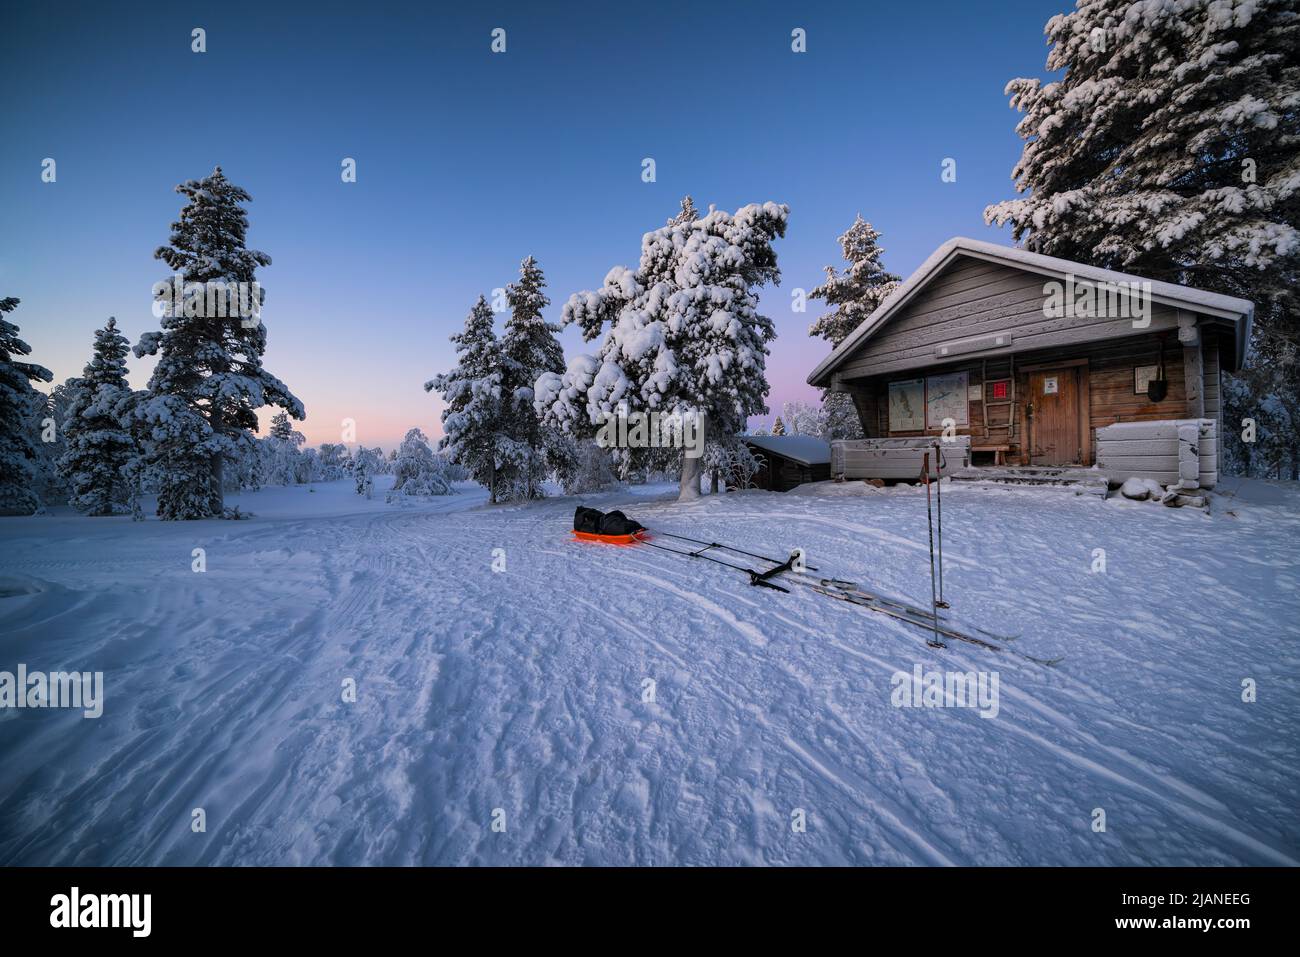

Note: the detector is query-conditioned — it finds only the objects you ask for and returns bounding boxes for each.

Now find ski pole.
[934,442,948,609]
[921,452,945,649]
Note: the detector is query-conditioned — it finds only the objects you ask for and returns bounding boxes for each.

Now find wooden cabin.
[742,435,832,491]
[807,238,1254,486]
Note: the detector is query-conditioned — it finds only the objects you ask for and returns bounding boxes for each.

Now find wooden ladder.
[980,356,1016,444]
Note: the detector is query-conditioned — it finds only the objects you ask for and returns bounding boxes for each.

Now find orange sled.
[573,529,646,545]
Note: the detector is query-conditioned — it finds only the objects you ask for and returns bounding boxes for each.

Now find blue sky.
[0,0,1067,449]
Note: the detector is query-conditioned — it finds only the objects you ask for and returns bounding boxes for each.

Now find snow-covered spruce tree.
[134,167,304,518]
[57,318,135,515]
[317,443,350,481]
[33,381,74,504]
[778,396,862,440]
[985,0,1300,474]
[771,416,786,436]
[556,438,617,494]
[808,216,898,441]
[1223,363,1298,477]
[0,297,54,516]
[269,411,294,441]
[499,257,566,500]
[264,411,306,485]
[352,446,378,498]
[436,451,470,482]
[537,200,789,501]
[299,447,320,484]
[703,435,761,492]
[23,387,65,506]
[809,216,901,347]
[425,296,506,501]
[668,194,699,227]
[822,391,864,440]
[127,391,213,519]
[235,437,263,492]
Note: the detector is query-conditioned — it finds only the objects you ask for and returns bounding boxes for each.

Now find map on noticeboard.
[888,378,925,432]
[925,371,969,429]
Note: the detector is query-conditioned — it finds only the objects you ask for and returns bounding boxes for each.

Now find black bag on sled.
[573,506,644,537]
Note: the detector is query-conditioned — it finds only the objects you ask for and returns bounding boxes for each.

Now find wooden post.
[1180,312,1204,419]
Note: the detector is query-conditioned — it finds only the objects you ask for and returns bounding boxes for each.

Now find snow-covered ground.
[0,475,1297,866]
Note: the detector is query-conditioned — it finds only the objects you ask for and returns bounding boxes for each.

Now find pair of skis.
[640,530,1061,666]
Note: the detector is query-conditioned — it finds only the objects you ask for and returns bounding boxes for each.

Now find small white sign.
[1044,376,1059,395]
[968,384,983,401]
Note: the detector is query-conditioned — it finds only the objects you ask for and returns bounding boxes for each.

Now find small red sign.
[991,381,1009,399]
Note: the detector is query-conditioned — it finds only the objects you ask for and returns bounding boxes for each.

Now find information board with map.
[924,371,969,429]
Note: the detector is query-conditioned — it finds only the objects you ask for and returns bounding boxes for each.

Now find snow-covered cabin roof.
[743,434,832,467]
[808,237,1255,387]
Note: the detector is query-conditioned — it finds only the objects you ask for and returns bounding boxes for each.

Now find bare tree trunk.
[678,413,705,501]
[710,469,720,494]
[209,406,225,517]
[679,454,702,500]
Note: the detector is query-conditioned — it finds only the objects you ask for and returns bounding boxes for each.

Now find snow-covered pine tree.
[499,257,565,500]
[57,318,135,515]
[389,427,453,498]
[317,443,349,481]
[537,201,789,501]
[985,0,1300,474]
[556,438,617,494]
[425,296,506,501]
[771,416,786,436]
[134,167,305,518]
[808,216,897,442]
[0,297,54,516]
[780,400,825,437]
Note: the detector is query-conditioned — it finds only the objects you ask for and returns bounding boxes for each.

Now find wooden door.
[1028,369,1081,465]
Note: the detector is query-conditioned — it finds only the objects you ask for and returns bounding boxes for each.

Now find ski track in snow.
[0,476,1297,866]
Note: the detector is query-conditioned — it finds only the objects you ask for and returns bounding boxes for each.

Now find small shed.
[743,435,832,491]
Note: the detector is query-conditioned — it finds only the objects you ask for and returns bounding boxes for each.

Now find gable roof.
[743,434,831,467]
[808,237,1255,387]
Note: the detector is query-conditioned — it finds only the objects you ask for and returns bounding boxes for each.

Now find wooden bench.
[971,445,1012,466]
